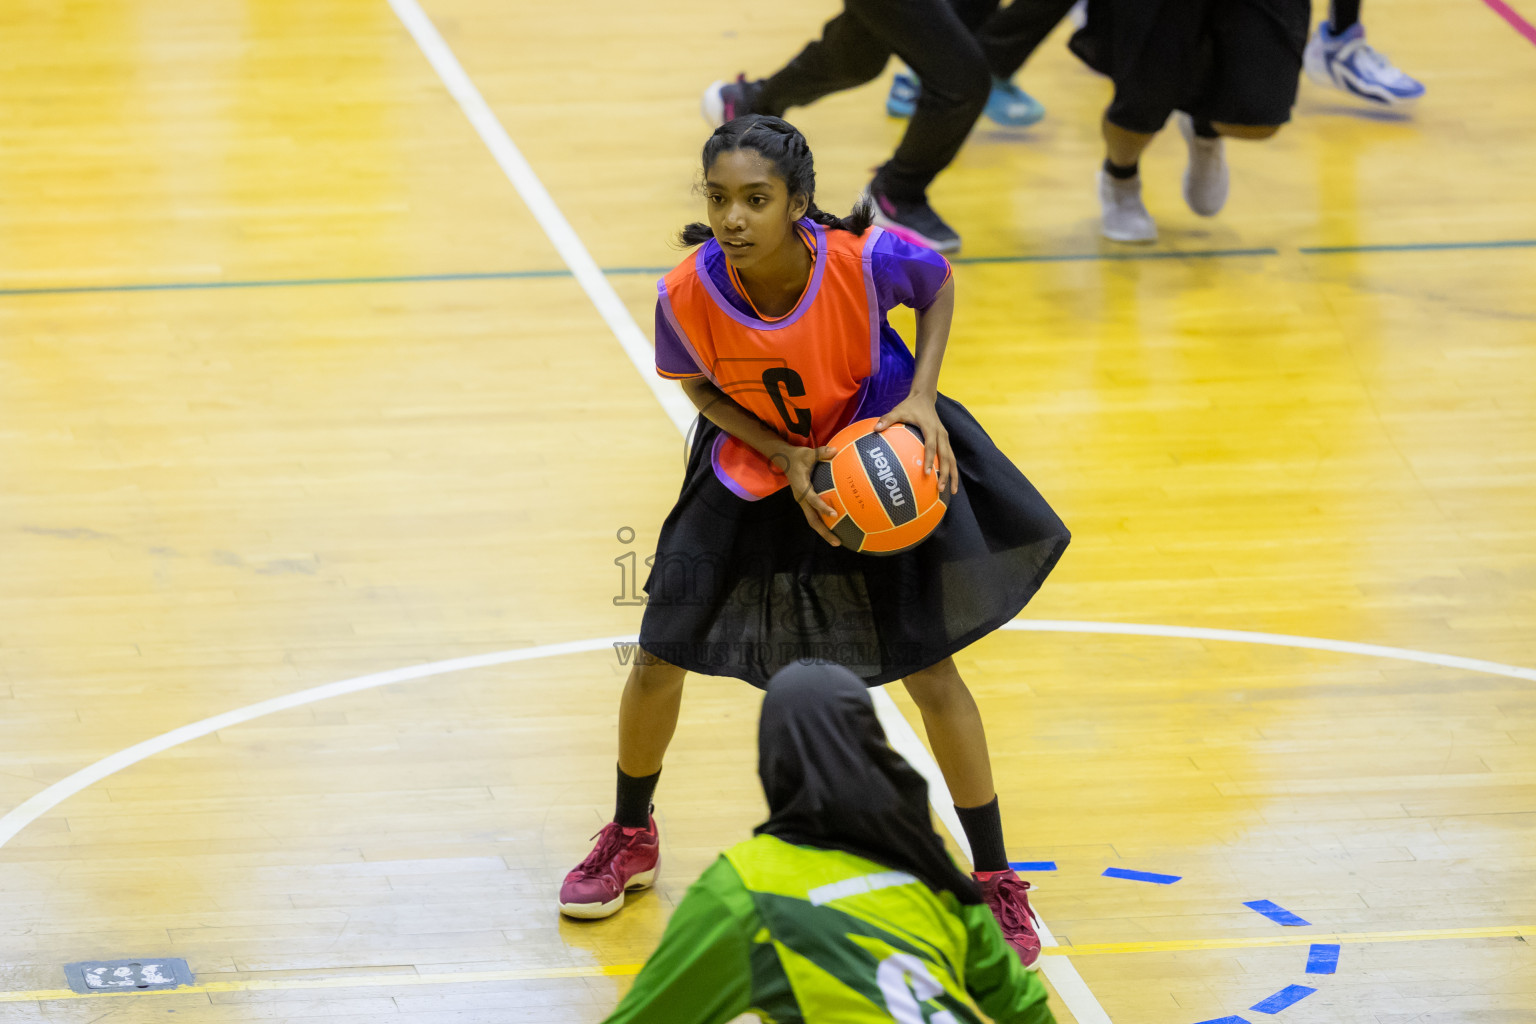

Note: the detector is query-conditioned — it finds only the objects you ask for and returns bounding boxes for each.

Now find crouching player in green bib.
[601,661,1056,1024]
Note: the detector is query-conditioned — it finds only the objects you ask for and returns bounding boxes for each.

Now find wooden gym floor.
[2,0,1534,1021]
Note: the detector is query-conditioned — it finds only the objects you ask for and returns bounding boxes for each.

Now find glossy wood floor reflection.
[2,0,1534,1022]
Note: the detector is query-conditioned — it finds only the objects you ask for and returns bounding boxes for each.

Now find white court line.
[1002,620,1536,681]
[8,620,1530,856]
[381,0,695,433]
[0,636,630,850]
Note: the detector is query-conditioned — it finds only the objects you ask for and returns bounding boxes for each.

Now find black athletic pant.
[756,0,993,201]
[976,0,1080,80]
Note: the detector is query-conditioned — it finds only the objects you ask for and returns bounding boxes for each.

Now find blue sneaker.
[884,72,1045,127]
[886,72,919,118]
[984,77,1045,127]
[1303,21,1425,107]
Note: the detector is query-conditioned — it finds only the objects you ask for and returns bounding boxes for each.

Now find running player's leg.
[1097,113,1159,243]
[1082,0,1208,242]
[978,0,1079,80]
[559,654,683,920]
[1304,0,1424,106]
[886,0,1048,138]
[902,657,1043,966]
[1171,0,1301,217]
[755,10,892,114]
[854,0,991,251]
[702,9,889,128]
[1330,0,1361,32]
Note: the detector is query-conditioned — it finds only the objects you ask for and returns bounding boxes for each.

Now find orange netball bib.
[659,222,887,500]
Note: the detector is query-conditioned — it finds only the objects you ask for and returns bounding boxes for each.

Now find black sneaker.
[701,75,764,128]
[870,190,961,253]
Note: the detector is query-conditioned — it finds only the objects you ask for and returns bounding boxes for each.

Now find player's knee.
[908,50,989,113]
[834,49,890,89]
[1213,122,1281,140]
[902,660,967,713]
[630,656,685,693]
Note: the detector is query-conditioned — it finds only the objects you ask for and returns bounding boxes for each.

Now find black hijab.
[754,661,982,905]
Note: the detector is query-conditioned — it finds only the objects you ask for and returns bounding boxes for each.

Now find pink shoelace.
[987,874,1038,932]
[572,823,630,875]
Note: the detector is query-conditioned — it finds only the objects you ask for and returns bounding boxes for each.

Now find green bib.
[723,835,986,1024]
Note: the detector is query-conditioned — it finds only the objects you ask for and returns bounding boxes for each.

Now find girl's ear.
[788,192,810,222]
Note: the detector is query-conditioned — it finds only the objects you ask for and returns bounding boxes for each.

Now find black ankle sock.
[1103,158,1138,180]
[955,796,1009,873]
[1192,117,1220,139]
[614,765,660,829]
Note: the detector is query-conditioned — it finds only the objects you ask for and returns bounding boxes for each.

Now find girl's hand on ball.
[875,397,957,495]
[777,445,841,547]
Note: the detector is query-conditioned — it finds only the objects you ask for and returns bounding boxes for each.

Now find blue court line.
[1250,985,1316,1014]
[1299,239,1536,254]
[1102,867,1182,884]
[1192,1017,1251,1024]
[1008,861,1058,872]
[1305,944,1340,974]
[0,251,1273,298]
[1244,900,1311,927]
[8,237,1531,298]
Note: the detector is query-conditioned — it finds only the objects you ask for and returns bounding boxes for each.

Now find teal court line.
[954,247,1277,264]
[1298,239,1536,254]
[2,239,1533,298]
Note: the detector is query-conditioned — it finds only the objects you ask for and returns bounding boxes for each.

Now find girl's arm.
[960,902,1057,1024]
[680,376,843,547]
[681,376,802,469]
[601,858,755,1024]
[874,275,958,494]
[908,274,954,402]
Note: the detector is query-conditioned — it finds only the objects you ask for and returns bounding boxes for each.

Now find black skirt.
[1070,0,1308,134]
[638,395,1070,688]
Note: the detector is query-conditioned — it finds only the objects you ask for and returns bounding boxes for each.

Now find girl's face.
[704,149,810,272]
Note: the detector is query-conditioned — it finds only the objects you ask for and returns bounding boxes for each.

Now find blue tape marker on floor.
[1102,867,1181,884]
[1008,861,1058,872]
[1250,985,1316,1014]
[1192,1017,1251,1024]
[1243,900,1311,926]
[1306,943,1340,974]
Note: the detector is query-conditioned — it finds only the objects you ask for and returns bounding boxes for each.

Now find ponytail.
[678,221,715,246]
[806,197,874,237]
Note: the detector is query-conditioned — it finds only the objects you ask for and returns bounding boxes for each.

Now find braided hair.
[679,114,874,247]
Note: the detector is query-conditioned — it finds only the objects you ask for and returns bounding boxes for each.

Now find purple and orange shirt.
[655,220,951,500]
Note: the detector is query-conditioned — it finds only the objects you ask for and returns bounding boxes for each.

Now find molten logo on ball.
[815,418,950,555]
[868,445,906,506]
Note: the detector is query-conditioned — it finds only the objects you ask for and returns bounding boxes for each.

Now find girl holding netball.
[559,115,1070,965]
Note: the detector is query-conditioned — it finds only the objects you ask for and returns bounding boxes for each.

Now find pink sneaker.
[558,818,660,919]
[974,868,1042,967]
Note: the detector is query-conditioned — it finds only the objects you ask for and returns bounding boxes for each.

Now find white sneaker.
[1097,169,1156,243]
[1178,113,1228,217]
[1304,21,1425,107]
